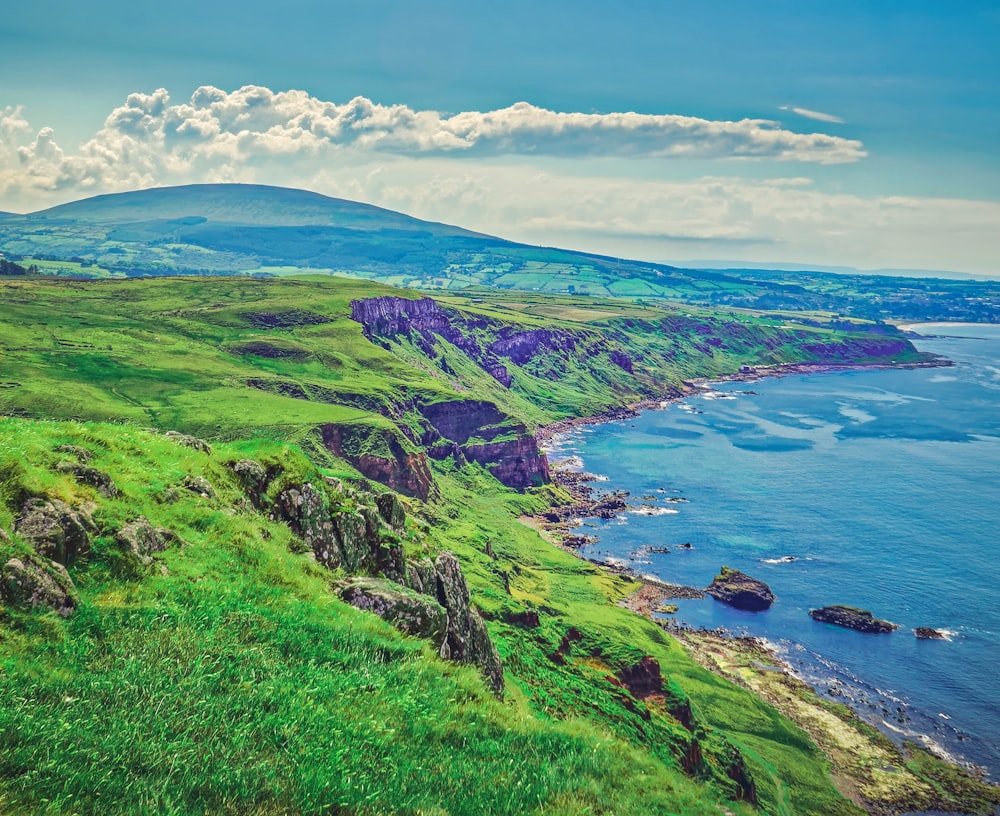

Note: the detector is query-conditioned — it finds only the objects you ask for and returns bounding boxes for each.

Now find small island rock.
[809,605,898,634]
[706,566,775,611]
[914,627,946,640]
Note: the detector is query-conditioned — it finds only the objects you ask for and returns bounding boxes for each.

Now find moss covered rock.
[1,554,78,616]
[338,577,448,647]
[15,497,91,566]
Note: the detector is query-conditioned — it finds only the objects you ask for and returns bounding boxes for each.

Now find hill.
[1,274,997,815]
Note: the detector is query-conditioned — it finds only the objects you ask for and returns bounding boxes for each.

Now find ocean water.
[547,324,1000,777]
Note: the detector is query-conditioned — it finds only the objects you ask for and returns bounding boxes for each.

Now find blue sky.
[1,1,998,274]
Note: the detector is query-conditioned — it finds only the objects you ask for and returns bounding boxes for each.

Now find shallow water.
[548,324,1000,776]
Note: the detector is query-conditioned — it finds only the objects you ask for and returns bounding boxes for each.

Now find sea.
[545,324,1000,778]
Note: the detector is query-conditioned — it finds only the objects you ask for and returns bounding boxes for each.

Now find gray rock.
[165,431,212,454]
[232,459,267,504]
[404,558,437,595]
[1,554,78,616]
[334,511,373,574]
[275,483,342,568]
[15,497,91,566]
[183,475,216,499]
[375,492,406,529]
[706,566,775,611]
[116,517,175,567]
[433,551,504,696]
[809,605,898,634]
[915,626,946,640]
[54,444,93,462]
[55,461,119,497]
[338,577,448,646]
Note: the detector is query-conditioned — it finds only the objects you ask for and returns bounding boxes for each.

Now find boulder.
[164,431,212,454]
[809,605,898,634]
[54,444,93,462]
[433,551,504,696]
[183,475,216,499]
[55,461,118,497]
[375,492,406,530]
[706,566,775,611]
[334,511,375,574]
[914,627,946,640]
[1,554,78,616]
[15,497,91,566]
[232,459,268,504]
[404,557,437,595]
[275,483,342,568]
[338,577,448,647]
[116,517,176,567]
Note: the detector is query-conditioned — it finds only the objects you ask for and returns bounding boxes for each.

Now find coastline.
[528,357,1000,815]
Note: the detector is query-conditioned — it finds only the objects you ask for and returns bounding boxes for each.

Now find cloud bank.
[1,86,867,199]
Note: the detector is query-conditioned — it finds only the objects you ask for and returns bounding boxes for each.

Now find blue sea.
[546,324,1000,777]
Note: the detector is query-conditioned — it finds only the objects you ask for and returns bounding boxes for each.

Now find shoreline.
[527,357,999,815]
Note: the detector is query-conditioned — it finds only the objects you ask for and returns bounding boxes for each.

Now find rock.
[55,461,118,497]
[334,511,376,574]
[404,557,437,595]
[338,577,448,647]
[706,566,775,611]
[618,656,663,698]
[914,626,946,640]
[375,492,406,530]
[183,475,216,499]
[1,554,78,616]
[232,459,268,504]
[164,431,212,454]
[54,444,93,462]
[15,497,91,566]
[116,517,175,567]
[433,552,504,696]
[809,605,898,634]
[505,609,540,628]
[274,483,342,569]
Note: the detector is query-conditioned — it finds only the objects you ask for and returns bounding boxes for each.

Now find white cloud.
[1,86,867,201]
[780,105,846,125]
[0,89,997,275]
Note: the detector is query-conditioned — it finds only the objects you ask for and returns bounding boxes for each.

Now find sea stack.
[706,566,775,611]
[809,605,898,634]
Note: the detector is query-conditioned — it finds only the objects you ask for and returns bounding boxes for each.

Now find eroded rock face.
[232,459,268,505]
[809,605,898,633]
[618,656,663,699]
[334,511,375,574]
[461,435,550,490]
[706,566,775,611]
[16,498,91,566]
[339,577,448,647]
[1,554,78,616]
[375,492,406,530]
[321,425,435,501]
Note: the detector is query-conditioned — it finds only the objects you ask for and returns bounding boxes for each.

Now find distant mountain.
[1,183,997,322]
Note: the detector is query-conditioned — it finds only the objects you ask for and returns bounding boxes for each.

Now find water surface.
[548,324,1000,776]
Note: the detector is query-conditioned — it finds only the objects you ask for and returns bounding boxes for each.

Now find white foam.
[630,505,679,516]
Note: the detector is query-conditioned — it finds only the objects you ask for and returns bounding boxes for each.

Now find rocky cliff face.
[461,435,550,489]
[321,424,435,501]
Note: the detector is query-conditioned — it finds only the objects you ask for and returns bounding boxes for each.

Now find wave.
[629,505,679,516]
[759,555,798,564]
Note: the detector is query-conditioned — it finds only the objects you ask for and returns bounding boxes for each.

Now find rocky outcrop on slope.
[809,605,898,633]
[116,517,180,569]
[0,554,78,616]
[338,577,448,647]
[706,567,775,611]
[321,424,435,500]
[55,461,119,497]
[15,497,91,566]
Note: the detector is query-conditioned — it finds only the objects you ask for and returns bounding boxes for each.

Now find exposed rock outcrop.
[55,461,119,497]
[321,424,435,501]
[15,497,91,566]
[375,492,406,530]
[809,605,898,633]
[915,627,946,640]
[618,656,663,698]
[1,554,78,616]
[164,431,212,454]
[338,577,448,647]
[116,517,178,568]
[461,435,550,489]
[274,483,343,569]
[706,566,775,611]
[232,458,268,505]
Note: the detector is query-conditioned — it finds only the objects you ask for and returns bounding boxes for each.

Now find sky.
[1,1,998,275]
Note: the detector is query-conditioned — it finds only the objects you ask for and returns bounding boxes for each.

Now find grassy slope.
[0,275,934,815]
